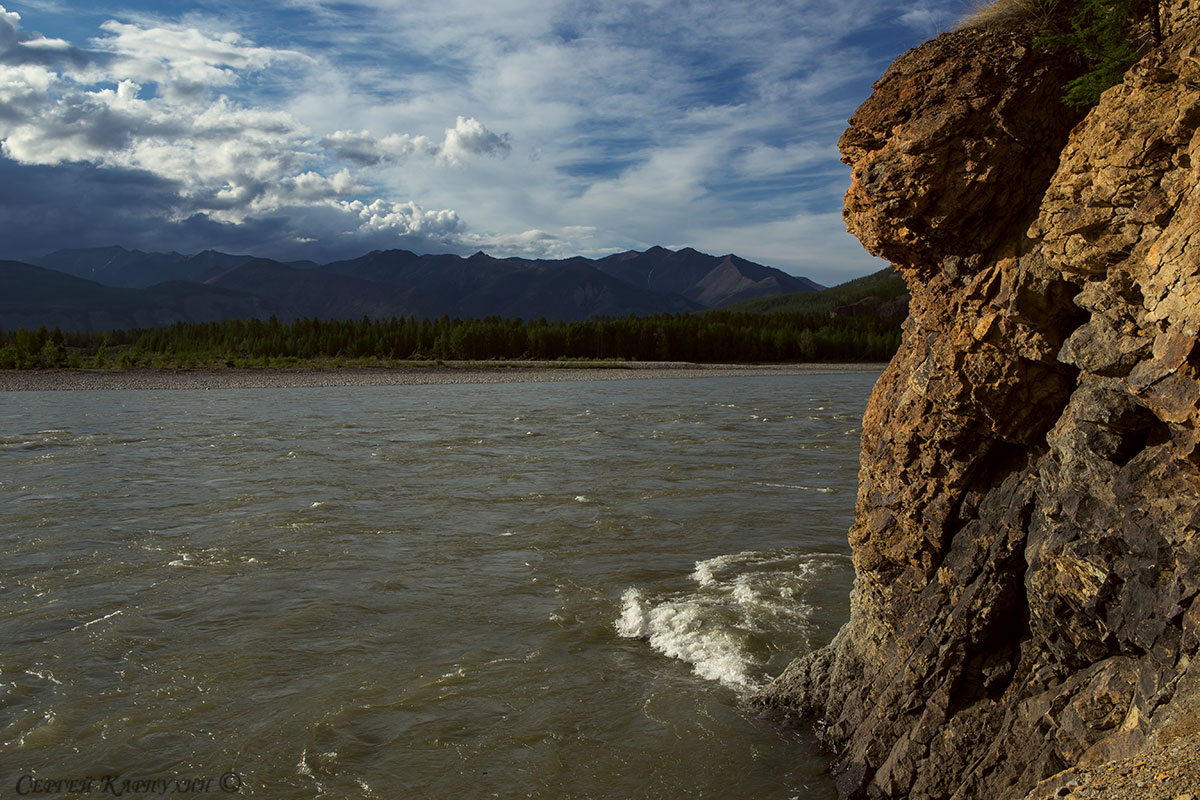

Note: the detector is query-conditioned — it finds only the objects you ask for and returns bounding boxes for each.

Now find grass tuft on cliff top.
[958,0,1059,31]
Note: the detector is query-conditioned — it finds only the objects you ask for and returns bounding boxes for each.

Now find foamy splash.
[616,587,755,689]
[616,550,850,693]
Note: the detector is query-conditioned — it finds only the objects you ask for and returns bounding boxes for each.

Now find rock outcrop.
[756,8,1200,799]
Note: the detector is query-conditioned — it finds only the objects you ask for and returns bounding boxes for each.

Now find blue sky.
[0,0,965,285]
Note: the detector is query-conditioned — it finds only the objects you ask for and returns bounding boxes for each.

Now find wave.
[615,549,850,693]
[616,587,756,688]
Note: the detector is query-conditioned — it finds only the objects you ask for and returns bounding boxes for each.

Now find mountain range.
[2,246,822,332]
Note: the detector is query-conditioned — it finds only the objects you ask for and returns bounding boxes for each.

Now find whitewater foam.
[620,550,853,692]
[615,587,755,689]
[615,587,649,638]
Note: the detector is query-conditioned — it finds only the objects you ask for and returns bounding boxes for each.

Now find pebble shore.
[1029,723,1200,800]
[0,362,886,391]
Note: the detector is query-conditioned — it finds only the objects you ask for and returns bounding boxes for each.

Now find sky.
[0,0,965,285]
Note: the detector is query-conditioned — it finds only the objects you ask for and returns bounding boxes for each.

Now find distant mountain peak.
[11,244,824,330]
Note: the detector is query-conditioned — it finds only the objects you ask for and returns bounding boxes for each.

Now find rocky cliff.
[755,6,1200,799]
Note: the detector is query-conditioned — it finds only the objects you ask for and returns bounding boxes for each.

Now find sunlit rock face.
[756,15,1200,800]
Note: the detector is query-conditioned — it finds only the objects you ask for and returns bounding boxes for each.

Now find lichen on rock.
[755,13,1200,800]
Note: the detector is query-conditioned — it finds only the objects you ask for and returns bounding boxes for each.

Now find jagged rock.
[755,14,1200,800]
[838,27,1083,274]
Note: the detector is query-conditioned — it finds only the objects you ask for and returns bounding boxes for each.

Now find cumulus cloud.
[464,228,567,259]
[204,168,366,222]
[0,63,57,122]
[318,116,509,167]
[88,19,311,101]
[0,4,85,69]
[319,128,438,165]
[0,0,951,278]
[0,79,315,223]
[0,5,17,48]
[268,0,902,271]
[341,198,464,237]
[0,6,515,255]
[439,115,511,166]
[3,80,147,162]
[452,225,608,261]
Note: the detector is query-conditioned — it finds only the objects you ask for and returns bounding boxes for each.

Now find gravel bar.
[0,362,887,391]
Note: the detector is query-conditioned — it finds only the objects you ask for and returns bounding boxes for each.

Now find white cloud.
[897,2,958,37]
[1,81,308,195]
[340,198,463,238]
[460,228,575,260]
[0,7,519,251]
[18,35,71,51]
[317,118,510,168]
[275,168,361,203]
[732,142,836,178]
[0,3,80,64]
[88,19,311,101]
[0,0,958,278]
[0,5,20,50]
[319,128,438,165]
[7,0,69,12]
[261,0,911,274]
[0,63,57,114]
[439,115,511,166]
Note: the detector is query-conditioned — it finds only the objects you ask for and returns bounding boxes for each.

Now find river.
[0,372,877,798]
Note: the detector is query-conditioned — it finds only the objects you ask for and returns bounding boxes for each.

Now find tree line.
[0,311,900,369]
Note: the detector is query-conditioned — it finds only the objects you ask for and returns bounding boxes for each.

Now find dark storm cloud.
[0,158,471,264]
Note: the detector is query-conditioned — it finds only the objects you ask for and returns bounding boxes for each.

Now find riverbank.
[1027,720,1200,799]
[0,361,887,391]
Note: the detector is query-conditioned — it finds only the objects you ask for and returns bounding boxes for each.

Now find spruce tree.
[1040,0,1162,108]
